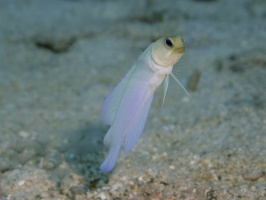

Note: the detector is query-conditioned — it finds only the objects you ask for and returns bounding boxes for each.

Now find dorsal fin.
[100,67,135,125]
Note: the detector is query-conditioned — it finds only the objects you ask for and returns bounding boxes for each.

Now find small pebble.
[18,180,25,186]
[169,165,175,170]
[193,0,217,2]
[18,131,30,138]
[188,69,201,91]
[242,170,265,181]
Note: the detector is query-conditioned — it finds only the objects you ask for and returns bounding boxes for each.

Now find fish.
[100,36,190,173]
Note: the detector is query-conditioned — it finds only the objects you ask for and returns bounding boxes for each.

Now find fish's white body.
[100,36,189,172]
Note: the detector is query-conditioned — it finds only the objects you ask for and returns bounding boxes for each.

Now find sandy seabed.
[0,0,265,199]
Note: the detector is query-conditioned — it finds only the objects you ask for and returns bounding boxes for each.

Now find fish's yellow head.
[151,36,185,67]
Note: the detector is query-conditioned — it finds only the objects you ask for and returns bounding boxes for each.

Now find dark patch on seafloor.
[57,124,109,191]
[35,38,76,53]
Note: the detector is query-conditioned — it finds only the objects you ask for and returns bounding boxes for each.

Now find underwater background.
[0,0,265,199]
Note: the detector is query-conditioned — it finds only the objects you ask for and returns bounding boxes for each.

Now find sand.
[0,0,265,199]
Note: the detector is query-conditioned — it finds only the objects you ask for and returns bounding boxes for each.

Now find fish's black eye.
[164,38,173,48]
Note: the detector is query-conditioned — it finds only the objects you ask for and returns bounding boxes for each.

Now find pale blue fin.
[170,72,191,98]
[101,80,152,172]
[103,128,112,148]
[100,142,121,173]
[124,92,154,153]
[100,67,135,125]
[162,74,169,108]
[101,62,154,172]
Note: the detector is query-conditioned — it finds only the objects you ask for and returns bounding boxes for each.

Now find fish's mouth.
[176,46,185,53]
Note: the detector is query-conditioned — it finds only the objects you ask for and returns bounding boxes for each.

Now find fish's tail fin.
[100,144,121,173]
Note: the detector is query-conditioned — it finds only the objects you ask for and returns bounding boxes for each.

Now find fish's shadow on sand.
[58,123,109,189]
